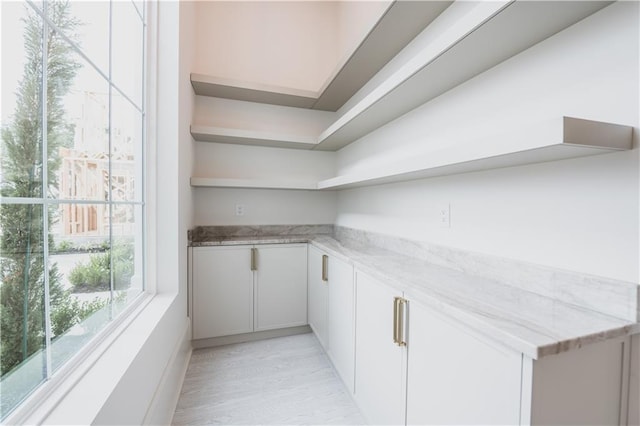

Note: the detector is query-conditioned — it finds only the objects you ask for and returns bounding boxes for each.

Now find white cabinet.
[195,244,633,425]
[307,245,328,347]
[406,296,628,426]
[354,271,407,425]
[354,271,522,425]
[192,246,254,339]
[254,244,308,331]
[308,245,356,393]
[405,299,522,425]
[192,244,307,340]
[326,255,355,393]
[352,270,630,426]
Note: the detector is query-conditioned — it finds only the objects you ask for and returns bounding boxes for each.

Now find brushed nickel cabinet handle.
[322,254,328,282]
[393,297,407,346]
[251,248,257,271]
[398,297,407,347]
[393,297,399,345]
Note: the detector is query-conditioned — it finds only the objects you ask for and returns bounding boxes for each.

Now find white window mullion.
[41,1,53,382]
[143,0,158,294]
[131,0,143,21]
[139,3,147,293]
[108,0,115,313]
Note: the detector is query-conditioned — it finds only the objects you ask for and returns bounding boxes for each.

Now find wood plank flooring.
[172,333,365,425]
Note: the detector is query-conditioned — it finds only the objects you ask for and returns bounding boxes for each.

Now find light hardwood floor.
[172,333,365,425]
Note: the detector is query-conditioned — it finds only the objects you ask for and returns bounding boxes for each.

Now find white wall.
[155,2,194,297]
[193,133,337,227]
[178,0,196,290]
[193,96,335,139]
[335,2,639,283]
[193,142,335,182]
[193,1,390,94]
[194,1,339,92]
[195,188,336,226]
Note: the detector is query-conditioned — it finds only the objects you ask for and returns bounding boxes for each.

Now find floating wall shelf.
[190,1,611,152]
[190,126,317,150]
[313,0,612,151]
[191,75,318,109]
[317,117,633,190]
[192,117,633,191]
[190,178,318,191]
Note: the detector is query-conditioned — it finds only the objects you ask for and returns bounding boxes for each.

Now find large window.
[0,1,146,419]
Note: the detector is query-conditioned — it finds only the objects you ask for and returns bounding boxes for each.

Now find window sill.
[6,292,181,425]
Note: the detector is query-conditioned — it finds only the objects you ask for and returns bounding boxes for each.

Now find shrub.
[51,295,108,338]
[68,244,134,292]
[56,240,74,252]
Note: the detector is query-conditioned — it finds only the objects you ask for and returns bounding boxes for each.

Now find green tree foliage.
[0,1,103,378]
[69,244,134,292]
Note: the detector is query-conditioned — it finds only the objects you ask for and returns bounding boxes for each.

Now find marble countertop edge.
[189,236,312,246]
[343,247,637,360]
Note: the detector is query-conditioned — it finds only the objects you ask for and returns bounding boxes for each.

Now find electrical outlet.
[235,204,245,216]
[437,203,450,228]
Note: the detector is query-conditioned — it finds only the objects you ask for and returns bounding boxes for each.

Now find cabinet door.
[354,271,406,425]
[254,244,308,331]
[406,300,522,425]
[307,245,328,347]
[192,246,254,339]
[327,256,355,393]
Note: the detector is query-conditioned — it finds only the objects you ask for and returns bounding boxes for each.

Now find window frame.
[0,1,157,422]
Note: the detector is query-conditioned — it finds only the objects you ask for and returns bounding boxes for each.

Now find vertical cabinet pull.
[321,254,328,282]
[393,297,400,345]
[251,248,257,271]
[393,297,407,346]
[399,297,407,346]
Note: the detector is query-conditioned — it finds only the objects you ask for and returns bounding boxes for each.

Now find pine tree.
[0,1,82,377]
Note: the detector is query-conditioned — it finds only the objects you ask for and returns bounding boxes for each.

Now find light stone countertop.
[190,235,312,246]
[190,233,640,360]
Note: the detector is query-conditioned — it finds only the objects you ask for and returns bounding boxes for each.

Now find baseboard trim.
[143,318,192,425]
[192,325,312,349]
